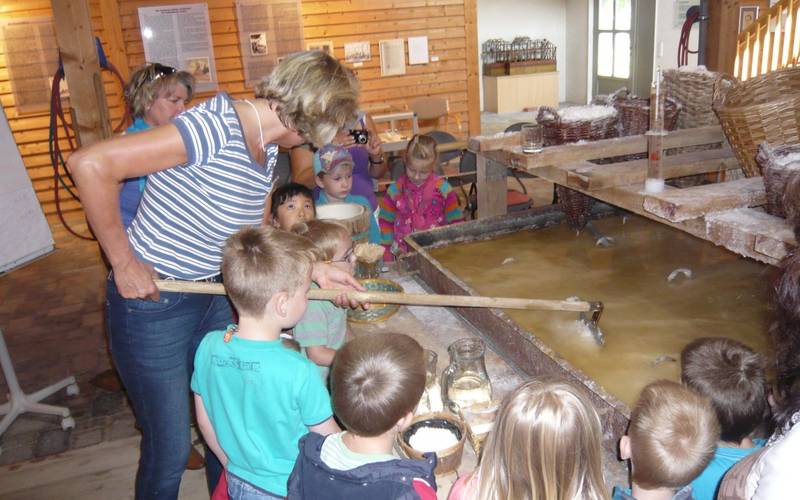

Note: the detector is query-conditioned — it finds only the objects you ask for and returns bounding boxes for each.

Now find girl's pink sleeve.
[447,471,475,500]
[439,179,464,224]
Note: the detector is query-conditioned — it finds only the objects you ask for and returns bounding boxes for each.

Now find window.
[596,0,631,79]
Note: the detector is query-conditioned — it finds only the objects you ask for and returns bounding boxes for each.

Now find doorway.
[593,0,655,97]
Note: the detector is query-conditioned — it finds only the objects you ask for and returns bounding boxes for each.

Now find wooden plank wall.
[0,0,479,231]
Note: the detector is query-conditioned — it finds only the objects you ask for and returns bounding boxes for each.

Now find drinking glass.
[521,124,543,153]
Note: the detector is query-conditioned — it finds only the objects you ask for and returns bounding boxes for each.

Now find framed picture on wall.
[739,6,760,32]
[306,40,335,57]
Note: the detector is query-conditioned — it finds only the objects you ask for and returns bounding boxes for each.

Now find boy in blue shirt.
[313,144,381,243]
[192,226,339,498]
[681,337,769,500]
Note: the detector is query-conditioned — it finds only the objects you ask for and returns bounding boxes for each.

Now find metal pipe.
[698,0,710,66]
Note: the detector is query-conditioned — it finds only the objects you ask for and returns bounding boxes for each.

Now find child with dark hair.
[270,182,315,230]
[287,334,437,499]
[680,337,768,500]
[614,380,720,500]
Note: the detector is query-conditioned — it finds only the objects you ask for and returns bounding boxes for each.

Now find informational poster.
[379,39,406,76]
[236,0,305,87]
[138,3,218,92]
[0,103,53,273]
[408,36,429,65]
[674,0,700,27]
[1,17,59,115]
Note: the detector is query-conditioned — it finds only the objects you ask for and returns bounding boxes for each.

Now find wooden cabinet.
[483,72,559,113]
[707,0,770,74]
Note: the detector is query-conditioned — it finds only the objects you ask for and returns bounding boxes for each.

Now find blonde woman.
[449,378,610,500]
[68,51,362,500]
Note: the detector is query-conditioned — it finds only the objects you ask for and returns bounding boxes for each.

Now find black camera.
[349,129,369,145]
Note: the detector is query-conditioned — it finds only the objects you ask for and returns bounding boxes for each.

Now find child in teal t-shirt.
[292,220,355,379]
[191,226,339,497]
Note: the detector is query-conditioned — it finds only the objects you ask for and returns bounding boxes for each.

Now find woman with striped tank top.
[68,51,362,500]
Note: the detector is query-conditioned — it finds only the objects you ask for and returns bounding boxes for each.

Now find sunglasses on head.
[131,63,177,97]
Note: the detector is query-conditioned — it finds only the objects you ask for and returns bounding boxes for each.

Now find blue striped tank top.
[127,93,277,280]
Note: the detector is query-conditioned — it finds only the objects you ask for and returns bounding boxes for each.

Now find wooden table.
[469,126,794,265]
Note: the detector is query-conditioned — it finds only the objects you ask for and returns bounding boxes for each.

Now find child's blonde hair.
[474,378,610,500]
[222,226,320,316]
[291,220,351,261]
[628,380,720,490]
[405,134,438,170]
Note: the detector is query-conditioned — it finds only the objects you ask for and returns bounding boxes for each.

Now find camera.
[349,129,369,145]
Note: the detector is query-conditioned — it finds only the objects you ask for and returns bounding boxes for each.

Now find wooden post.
[476,153,507,219]
[464,0,481,136]
[51,0,112,148]
[99,0,129,83]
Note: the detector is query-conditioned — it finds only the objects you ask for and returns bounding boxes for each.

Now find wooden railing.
[734,0,800,80]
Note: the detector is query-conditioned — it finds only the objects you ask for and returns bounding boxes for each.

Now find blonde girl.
[378,134,463,260]
[449,378,610,500]
[291,220,355,378]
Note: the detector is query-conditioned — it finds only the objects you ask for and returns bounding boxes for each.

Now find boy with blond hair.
[681,337,769,500]
[287,334,437,499]
[614,380,720,500]
[192,226,339,499]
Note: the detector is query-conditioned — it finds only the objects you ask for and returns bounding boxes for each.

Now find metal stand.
[0,328,79,456]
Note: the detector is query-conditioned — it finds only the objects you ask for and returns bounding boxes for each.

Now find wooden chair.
[407,96,462,133]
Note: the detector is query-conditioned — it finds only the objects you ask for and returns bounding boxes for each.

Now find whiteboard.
[0,103,53,273]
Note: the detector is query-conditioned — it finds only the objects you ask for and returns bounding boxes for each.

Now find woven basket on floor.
[756,142,800,217]
[713,67,800,178]
[537,106,619,229]
[663,68,727,129]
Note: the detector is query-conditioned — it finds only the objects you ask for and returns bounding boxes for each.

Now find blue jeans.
[106,276,231,500]
[226,471,285,499]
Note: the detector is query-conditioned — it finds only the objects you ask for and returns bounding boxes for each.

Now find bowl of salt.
[398,412,466,475]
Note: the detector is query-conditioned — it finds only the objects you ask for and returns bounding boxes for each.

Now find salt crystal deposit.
[557,105,616,122]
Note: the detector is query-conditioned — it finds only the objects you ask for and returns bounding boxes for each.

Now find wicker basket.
[606,89,682,137]
[663,67,726,129]
[537,105,618,146]
[713,67,800,178]
[756,142,800,217]
[537,106,618,229]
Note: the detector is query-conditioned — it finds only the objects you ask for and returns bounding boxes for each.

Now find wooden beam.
[51,0,112,148]
[476,126,727,170]
[476,153,508,219]
[464,0,480,136]
[565,148,739,191]
[643,177,767,222]
[706,208,794,263]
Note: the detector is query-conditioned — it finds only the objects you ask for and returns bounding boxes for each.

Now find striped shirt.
[128,93,277,279]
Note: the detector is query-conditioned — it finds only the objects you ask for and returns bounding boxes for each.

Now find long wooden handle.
[154,279,594,312]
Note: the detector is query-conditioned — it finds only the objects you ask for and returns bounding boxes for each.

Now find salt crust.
[774,151,800,167]
[557,105,616,122]
[409,426,459,453]
[676,65,710,73]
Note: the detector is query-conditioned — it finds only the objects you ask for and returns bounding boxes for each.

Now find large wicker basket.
[606,89,682,137]
[756,142,800,217]
[537,106,619,229]
[663,67,725,129]
[713,67,800,177]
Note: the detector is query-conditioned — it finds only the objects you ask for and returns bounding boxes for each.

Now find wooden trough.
[470,125,796,265]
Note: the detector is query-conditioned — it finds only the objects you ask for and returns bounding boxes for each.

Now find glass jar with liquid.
[441,338,493,413]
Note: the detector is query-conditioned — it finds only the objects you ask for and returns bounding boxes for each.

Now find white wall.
[653,0,699,72]
[564,0,591,104]
[477,0,567,108]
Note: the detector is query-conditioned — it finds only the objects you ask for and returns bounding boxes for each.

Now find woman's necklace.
[242,99,266,152]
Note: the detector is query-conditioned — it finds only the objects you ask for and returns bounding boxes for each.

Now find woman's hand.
[312,262,368,309]
[113,255,160,301]
[334,129,356,148]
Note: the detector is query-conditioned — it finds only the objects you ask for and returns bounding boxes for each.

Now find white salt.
[409,426,459,452]
[557,105,616,122]
[774,152,800,167]
[677,65,710,73]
